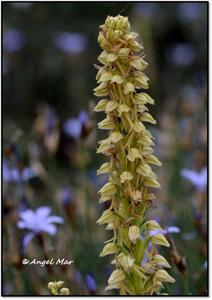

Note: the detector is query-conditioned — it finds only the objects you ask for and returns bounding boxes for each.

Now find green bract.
[94,15,174,295]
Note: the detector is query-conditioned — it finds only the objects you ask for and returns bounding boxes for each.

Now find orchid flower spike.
[94,15,175,295]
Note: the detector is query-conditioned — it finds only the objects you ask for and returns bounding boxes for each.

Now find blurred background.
[2,2,208,296]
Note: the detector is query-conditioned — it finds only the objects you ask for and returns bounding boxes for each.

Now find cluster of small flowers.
[48,281,70,295]
[94,15,175,295]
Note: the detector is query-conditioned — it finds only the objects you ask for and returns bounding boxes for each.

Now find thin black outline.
[1,0,209,297]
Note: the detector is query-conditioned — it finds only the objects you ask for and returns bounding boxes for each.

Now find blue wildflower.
[63,119,82,139]
[149,226,181,237]
[3,160,36,183]
[78,111,88,126]
[178,3,204,22]
[75,270,83,286]
[3,29,25,53]
[181,167,207,192]
[60,187,73,205]
[85,274,97,293]
[166,43,195,67]
[63,111,88,139]
[54,32,87,54]
[17,206,64,247]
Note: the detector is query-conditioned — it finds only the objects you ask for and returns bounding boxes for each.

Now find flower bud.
[131,190,142,203]
[133,120,145,133]
[118,104,130,115]
[127,148,141,162]
[153,254,171,268]
[140,93,155,105]
[128,225,140,244]
[143,177,161,189]
[118,254,134,271]
[97,162,112,175]
[130,57,148,70]
[97,209,114,225]
[108,53,118,62]
[96,138,112,154]
[98,117,115,130]
[48,282,56,290]
[151,234,170,247]
[98,51,110,65]
[100,243,118,257]
[118,48,130,60]
[110,132,123,143]
[145,154,162,166]
[136,162,151,176]
[105,100,119,113]
[145,220,163,231]
[140,112,156,124]
[154,270,175,283]
[94,99,108,112]
[94,82,109,97]
[60,288,70,295]
[56,281,64,289]
[108,269,125,286]
[97,70,113,83]
[111,74,124,84]
[123,82,135,94]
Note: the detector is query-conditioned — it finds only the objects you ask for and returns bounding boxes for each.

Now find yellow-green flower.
[94,15,175,295]
[48,281,70,296]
